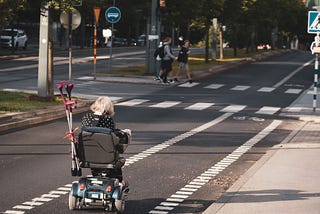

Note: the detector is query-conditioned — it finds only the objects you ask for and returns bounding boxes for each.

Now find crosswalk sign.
[308,11,320,34]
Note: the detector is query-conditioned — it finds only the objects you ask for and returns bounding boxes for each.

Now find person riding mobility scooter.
[70,126,130,213]
[56,82,130,213]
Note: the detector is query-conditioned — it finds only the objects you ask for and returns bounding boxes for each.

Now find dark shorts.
[161,60,173,72]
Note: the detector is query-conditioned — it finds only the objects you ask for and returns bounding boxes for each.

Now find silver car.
[0,29,28,49]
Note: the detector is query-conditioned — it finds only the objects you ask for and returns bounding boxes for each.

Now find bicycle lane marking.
[1,112,235,214]
[149,119,282,214]
[272,59,313,89]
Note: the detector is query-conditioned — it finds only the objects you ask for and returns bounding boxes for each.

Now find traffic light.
[159,0,166,7]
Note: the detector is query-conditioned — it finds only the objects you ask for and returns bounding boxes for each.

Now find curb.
[0,101,92,133]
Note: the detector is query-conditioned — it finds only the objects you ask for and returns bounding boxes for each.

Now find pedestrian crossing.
[178,82,304,94]
[116,99,285,116]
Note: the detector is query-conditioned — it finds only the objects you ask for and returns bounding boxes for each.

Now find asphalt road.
[0,50,315,213]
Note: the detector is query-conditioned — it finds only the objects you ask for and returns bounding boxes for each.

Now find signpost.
[60,8,81,81]
[105,6,121,72]
[105,6,121,24]
[93,7,101,80]
[308,11,320,111]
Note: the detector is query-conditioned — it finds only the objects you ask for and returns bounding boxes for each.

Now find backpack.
[154,45,165,59]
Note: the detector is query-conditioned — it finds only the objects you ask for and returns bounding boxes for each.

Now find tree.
[221,0,308,56]
[0,0,26,30]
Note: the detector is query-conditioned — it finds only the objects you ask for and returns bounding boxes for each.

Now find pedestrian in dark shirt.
[174,40,192,83]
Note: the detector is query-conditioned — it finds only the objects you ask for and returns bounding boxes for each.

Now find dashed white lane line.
[2,184,70,214]
[149,120,282,214]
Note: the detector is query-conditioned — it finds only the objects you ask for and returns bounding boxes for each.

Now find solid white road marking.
[150,101,181,108]
[149,120,282,213]
[178,82,199,87]
[285,107,303,112]
[12,205,33,210]
[4,211,25,214]
[285,88,303,94]
[256,106,280,115]
[22,201,43,206]
[220,105,246,113]
[184,102,214,110]
[231,85,250,91]
[116,99,149,106]
[204,84,224,89]
[258,87,275,92]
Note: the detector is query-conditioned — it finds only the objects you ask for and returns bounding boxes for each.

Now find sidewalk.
[203,121,320,214]
[203,89,320,213]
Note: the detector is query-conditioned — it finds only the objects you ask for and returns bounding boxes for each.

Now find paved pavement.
[1,49,320,213]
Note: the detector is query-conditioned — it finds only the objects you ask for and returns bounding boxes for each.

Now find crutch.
[56,81,81,176]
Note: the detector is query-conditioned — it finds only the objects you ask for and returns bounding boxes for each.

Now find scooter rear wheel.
[68,194,78,210]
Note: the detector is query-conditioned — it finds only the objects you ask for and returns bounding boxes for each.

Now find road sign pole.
[105,5,121,72]
[93,25,97,79]
[93,7,101,80]
[68,11,72,81]
[313,33,320,111]
[314,53,318,111]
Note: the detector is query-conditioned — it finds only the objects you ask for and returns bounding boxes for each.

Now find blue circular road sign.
[105,7,121,24]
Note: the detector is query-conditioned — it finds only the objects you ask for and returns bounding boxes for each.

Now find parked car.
[0,29,28,49]
[106,37,128,47]
[137,34,146,46]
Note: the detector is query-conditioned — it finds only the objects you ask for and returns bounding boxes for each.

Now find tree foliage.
[1,0,309,52]
[221,0,308,55]
[0,0,27,30]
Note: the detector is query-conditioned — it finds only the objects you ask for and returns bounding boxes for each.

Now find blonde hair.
[90,96,114,116]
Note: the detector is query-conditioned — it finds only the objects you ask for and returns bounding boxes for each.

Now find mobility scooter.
[68,126,130,213]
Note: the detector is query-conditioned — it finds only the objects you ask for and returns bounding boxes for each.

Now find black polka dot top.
[81,111,115,131]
